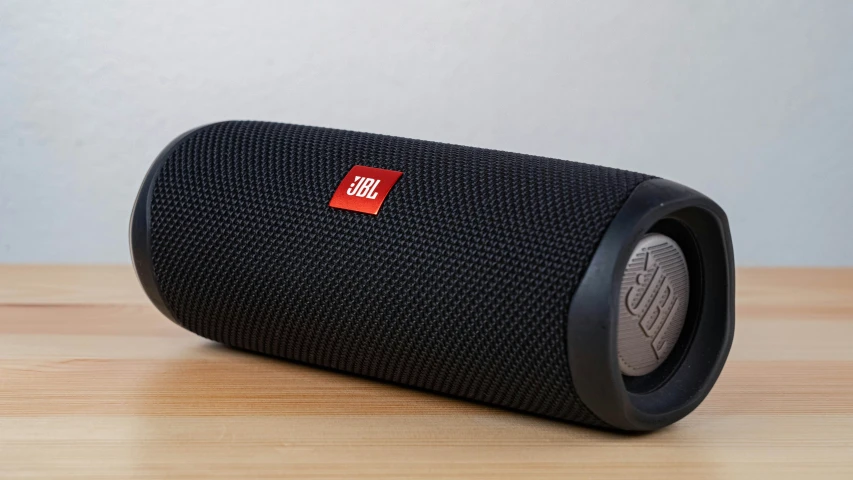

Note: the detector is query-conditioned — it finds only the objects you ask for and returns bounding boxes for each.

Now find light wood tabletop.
[1,265,851,479]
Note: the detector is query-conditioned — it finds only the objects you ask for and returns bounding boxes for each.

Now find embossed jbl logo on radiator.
[329,165,403,215]
[625,258,679,359]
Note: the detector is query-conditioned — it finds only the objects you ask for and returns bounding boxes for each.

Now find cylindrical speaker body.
[131,121,734,431]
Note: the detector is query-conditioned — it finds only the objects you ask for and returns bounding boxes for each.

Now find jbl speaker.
[130,121,734,431]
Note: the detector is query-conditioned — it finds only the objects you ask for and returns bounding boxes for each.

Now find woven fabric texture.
[149,121,652,427]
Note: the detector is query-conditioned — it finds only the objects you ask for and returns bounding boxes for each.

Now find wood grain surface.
[1,265,851,479]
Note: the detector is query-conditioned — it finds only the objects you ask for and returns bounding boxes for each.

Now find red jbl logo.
[346,176,382,199]
[329,165,403,215]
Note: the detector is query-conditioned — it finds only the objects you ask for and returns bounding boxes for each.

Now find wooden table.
[1,266,851,479]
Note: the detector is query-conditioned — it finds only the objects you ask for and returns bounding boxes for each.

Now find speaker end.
[568,178,735,431]
[129,126,210,324]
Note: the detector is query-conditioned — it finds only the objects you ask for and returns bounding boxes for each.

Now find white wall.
[1,0,851,265]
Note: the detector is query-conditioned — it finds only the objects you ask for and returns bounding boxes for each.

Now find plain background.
[1,0,851,266]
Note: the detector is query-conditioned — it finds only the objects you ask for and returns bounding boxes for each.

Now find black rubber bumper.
[568,178,735,431]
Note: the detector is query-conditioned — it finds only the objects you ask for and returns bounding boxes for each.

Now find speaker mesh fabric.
[148,121,652,427]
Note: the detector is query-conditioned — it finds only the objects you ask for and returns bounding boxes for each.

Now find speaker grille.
[149,121,652,427]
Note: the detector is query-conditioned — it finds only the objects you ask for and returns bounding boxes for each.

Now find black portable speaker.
[131,121,734,431]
